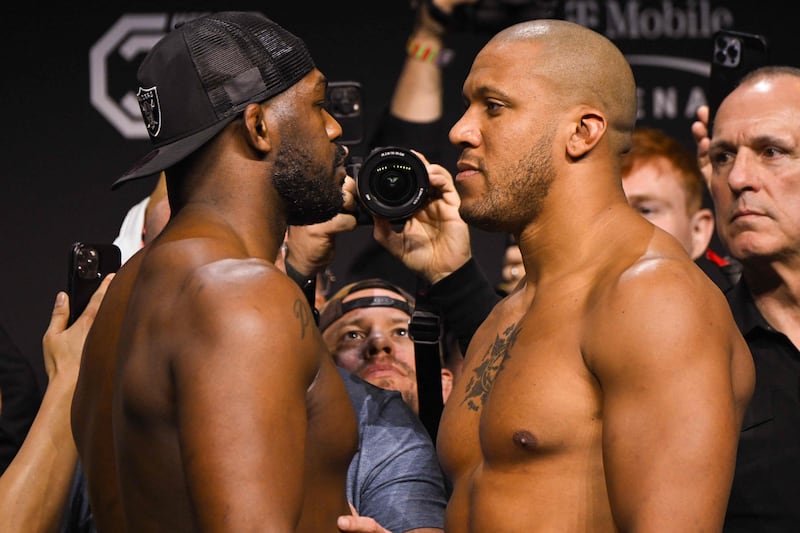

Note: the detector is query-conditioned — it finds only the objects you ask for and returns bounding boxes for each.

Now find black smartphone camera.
[350,146,430,225]
[67,242,121,325]
[326,80,364,146]
[708,30,769,127]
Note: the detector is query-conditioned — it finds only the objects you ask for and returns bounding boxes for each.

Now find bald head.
[486,19,637,153]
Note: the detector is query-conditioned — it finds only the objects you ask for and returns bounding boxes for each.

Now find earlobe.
[566,112,606,158]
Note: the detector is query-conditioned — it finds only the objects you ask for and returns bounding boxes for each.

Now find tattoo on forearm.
[462,322,521,411]
[293,298,312,339]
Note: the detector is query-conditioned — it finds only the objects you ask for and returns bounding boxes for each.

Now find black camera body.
[349,146,429,225]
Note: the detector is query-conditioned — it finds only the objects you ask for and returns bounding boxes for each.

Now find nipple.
[513,430,538,450]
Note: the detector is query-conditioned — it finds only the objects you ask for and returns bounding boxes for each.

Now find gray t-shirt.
[339,368,447,532]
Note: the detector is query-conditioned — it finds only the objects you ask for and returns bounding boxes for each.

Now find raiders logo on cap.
[136,86,162,138]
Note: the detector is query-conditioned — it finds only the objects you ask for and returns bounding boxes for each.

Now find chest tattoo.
[462,322,521,411]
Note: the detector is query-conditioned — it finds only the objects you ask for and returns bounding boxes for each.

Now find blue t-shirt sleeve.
[348,388,447,532]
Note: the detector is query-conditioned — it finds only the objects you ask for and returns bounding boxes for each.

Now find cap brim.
[111,116,237,190]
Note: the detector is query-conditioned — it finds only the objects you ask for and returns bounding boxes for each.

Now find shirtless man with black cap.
[71,11,357,532]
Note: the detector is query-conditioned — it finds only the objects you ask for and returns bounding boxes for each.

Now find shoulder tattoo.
[293,298,314,339]
[462,322,521,412]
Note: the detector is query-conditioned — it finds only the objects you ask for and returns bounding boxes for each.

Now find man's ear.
[441,368,454,404]
[566,109,606,159]
[243,102,271,152]
[689,207,715,260]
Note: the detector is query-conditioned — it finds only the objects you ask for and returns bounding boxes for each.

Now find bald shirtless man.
[71,12,357,532]
[377,19,754,531]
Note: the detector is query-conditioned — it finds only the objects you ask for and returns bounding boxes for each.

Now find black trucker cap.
[112,11,315,189]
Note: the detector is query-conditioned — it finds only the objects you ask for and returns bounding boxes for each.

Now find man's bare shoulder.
[137,253,323,382]
[585,250,738,372]
[177,257,312,328]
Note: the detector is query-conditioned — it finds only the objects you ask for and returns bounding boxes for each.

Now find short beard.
[273,143,346,226]
[460,131,556,233]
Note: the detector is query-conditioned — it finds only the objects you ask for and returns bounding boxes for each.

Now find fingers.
[337,514,390,533]
[41,273,114,381]
[690,105,712,188]
[696,104,709,125]
[342,176,358,213]
[78,274,115,326]
[44,270,112,344]
[45,291,70,339]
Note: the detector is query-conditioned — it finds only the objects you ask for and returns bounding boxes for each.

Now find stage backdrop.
[1,1,791,388]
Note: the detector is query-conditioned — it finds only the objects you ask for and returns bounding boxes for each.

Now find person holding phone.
[0,274,112,533]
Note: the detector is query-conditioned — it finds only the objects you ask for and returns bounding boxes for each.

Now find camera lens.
[370,161,416,206]
[357,147,429,221]
[76,245,100,280]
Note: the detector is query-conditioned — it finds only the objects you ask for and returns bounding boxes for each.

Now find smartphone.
[67,242,121,325]
[326,81,364,146]
[708,30,769,126]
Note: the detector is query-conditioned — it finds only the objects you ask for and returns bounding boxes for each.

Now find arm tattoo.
[462,322,521,411]
[293,298,313,339]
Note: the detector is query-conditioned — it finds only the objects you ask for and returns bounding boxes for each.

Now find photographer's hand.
[283,176,358,277]
[372,151,471,284]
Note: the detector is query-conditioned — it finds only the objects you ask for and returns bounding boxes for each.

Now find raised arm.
[0,274,112,533]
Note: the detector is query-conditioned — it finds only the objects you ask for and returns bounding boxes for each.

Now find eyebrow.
[711,133,790,152]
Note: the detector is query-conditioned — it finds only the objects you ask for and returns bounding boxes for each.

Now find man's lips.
[455,160,480,181]
[731,208,765,222]
[361,364,403,380]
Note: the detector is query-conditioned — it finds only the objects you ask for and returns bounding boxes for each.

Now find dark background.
[1,1,793,390]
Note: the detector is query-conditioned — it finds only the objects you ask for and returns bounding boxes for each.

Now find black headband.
[339,295,411,317]
[318,278,415,331]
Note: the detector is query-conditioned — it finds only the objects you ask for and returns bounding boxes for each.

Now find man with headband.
[71,11,357,531]
[319,279,457,415]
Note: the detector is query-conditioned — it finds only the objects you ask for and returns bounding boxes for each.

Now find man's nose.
[364,332,394,360]
[727,149,762,193]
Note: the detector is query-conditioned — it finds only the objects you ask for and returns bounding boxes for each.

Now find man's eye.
[486,100,503,112]
[343,331,365,342]
[710,150,733,166]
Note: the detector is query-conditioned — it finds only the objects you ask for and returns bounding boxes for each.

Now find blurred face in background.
[622,155,714,260]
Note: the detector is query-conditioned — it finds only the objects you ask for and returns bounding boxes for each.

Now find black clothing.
[723,280,800,532]
[0,322,41,474]
[426,257,500,355]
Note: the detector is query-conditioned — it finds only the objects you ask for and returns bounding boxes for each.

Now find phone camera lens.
[76,246,100,280]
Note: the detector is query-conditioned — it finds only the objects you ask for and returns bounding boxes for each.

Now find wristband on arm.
[284,259,320,325]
